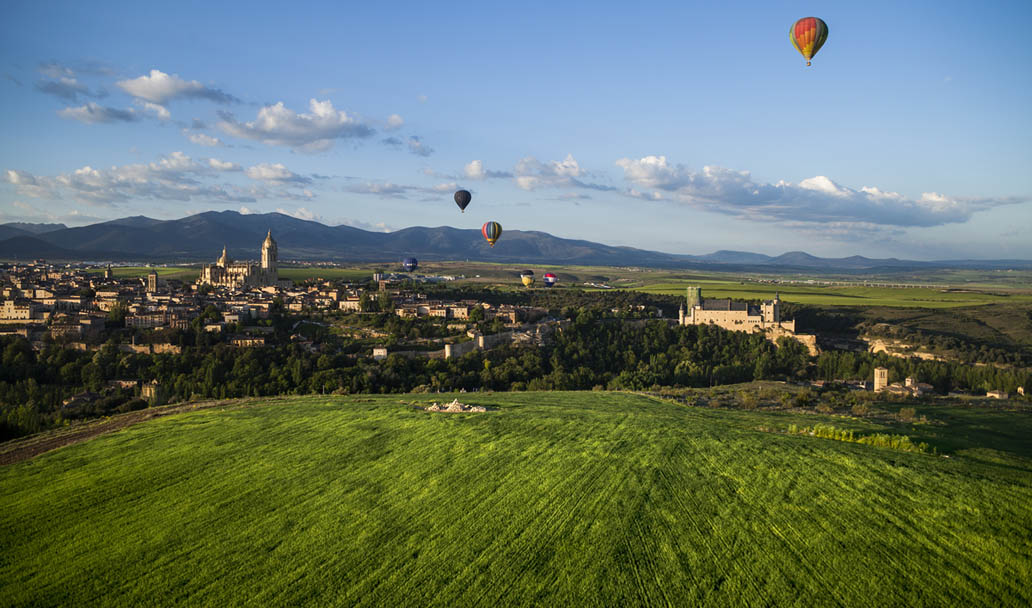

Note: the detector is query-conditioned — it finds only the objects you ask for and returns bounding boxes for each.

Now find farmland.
[2,392,1030,606]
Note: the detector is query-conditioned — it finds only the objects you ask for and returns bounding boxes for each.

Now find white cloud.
[347,181,409,197]
[407,136,433,157]
[386,114,404,129]
[218,99,374,151]
[116,69,238,104]
[138,101,171,121]
[464,159,513,180]
[2,152,279,205]
[187,131,224,147]
[514,154,613,191]
[246,163,311,184]
[615,155,1026,229]
[207,158,240,171]
[58,103,138,124]
[239,206,259,215]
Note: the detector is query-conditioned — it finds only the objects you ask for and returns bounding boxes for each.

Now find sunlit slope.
[2,393,1030,607]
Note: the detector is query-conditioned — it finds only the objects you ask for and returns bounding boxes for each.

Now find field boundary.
[0,396,292,466]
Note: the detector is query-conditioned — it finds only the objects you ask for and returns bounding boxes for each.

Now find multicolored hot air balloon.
[543,272,557,287]
[790,17,828,66]
[482,221,502,247]
[520,270,535,287]
[454,189,472,213]
[402,257,418,272]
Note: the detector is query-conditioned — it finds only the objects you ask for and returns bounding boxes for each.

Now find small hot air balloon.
[402,257,418,272]
[520,270,535,288]
[790,17,828,66]
[543,272,557,287]
[454,189,472,213]
[482,221,502,247]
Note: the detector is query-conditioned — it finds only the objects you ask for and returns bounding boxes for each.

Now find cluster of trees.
[2,296,1031,441]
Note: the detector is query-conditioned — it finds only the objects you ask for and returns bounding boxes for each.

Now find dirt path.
[0,397,287,466]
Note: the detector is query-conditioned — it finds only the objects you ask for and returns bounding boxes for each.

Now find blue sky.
[2,0,1030,259]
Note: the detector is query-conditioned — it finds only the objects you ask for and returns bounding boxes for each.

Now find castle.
[197,230,278,289]
[678,286,818,355]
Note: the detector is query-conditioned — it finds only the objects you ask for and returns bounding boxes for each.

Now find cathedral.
[198,230,279,289]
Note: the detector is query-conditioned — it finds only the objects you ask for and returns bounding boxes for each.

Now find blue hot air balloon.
[402,257,418,272]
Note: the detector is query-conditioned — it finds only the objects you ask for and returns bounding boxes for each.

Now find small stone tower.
[874,367,889,392]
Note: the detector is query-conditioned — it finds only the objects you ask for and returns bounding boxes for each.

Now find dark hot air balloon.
[790,17,828,66]
[454,189,472,213]
[482,221,502,247]
[543,272,557,287]
[402,257,418,272]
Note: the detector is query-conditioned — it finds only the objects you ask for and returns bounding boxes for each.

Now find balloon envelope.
[402,257,418,272]
[454,190,472,213]
[543,273,557,287]
[482,221,502,247]
[790,17,828,66]
[520,270,535,287]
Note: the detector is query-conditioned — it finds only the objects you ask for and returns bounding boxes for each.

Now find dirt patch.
[0,397,287,466]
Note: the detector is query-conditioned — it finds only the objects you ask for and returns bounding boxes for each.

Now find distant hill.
[0,222,67,235]
[0,210,1029,271]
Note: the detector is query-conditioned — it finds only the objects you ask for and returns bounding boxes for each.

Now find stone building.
[198,230,279,289]
[677,286,817,355]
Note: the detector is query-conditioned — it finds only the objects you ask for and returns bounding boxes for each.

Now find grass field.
[632,279,1032,308]
[2,392,1030,606]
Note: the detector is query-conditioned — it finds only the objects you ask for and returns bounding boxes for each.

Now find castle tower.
[261,230,278,273]
[217,246,230,267]
[678,303,685,325]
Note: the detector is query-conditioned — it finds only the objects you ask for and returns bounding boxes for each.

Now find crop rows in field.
[2,392,1030,606]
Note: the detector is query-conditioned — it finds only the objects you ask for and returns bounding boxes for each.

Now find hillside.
[0,210,1029,271]
[2,392,1030,607]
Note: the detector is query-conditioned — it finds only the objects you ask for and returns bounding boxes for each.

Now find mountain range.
[1,211,1029,272]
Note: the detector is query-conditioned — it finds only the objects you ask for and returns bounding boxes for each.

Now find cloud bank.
[3,152,314,206]
[615,155,1024,229]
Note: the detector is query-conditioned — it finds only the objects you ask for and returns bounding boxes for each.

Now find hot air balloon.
[520,270,535,287]
[454,189,472,213]
[790,17,828,66]
[482,221,502,247]
[543,272,557,287]
[402,257,418,272]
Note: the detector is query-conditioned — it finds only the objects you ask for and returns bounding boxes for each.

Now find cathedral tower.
[261,230,278,275]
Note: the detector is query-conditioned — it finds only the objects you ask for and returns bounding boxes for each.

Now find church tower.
[261,230,278,277]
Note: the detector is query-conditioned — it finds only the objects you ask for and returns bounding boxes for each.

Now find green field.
[633,279,1032,308]
[2,392,1030,606]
